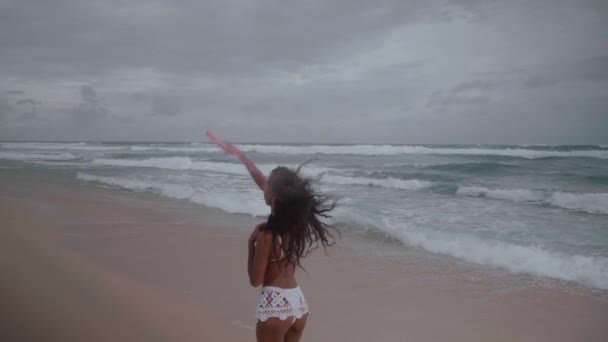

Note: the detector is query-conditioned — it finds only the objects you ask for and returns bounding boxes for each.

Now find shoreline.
[1,174,607,341]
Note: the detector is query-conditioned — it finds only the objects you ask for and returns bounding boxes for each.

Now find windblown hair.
[264,165,339,267]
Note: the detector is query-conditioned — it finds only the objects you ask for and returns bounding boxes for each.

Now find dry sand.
[1,177,607,341]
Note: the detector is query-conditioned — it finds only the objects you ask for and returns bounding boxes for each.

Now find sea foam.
[321,174,434,190]
[77,171,608,289]
[235,144,608,159]
[92,157,333,177]
[129,145,220,153]
[1,142,122,151]
[93,157,254,174]
[77,173,269,216]
[377,218,608,289]
[457,186,608,215]
[548,192,608,215]
[0,151,78,161]
[457,186,545,202]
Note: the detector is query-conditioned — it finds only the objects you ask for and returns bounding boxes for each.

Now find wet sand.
[1,176,607,341]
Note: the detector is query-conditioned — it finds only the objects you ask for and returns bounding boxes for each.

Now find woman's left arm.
[248,230,271,287]
[247,239,256,283]
[207,131,267,192]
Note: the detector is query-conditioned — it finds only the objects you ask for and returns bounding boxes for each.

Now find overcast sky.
[0,0,607,144]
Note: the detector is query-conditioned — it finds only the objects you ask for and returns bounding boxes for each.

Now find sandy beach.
[1,174,607,341]
[3,0,608,339]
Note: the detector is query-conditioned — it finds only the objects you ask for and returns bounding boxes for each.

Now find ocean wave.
[76,171,608,289]
[321,174,434,190]
[0,151,78,161]
[375,217,608,290]
[423,162,518,174]
[77,173,269,216]
[91,157,434,190]
[548,192,608,215]
[457,186,608,215]
[1,142,123,151]
[90,156,608,215]
[5,142,608,158]
[457,186,545,202]
[93,157,252,174]
[91,157,333,177]
[235,144,608,159]
[129,145,220,153]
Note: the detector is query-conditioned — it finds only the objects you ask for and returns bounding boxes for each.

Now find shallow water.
[2,141,607,289]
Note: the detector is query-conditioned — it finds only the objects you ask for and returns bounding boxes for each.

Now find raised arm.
[206,131,267,192]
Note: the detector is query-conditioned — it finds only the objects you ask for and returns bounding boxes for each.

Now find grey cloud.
[128,92,182,116]
[1,0,607,143]
[391,60,431,72]
[0,95,13,121]
[80,85,98,104]
[524,55,608,88]
[16,99,41,106]
[131,92,148,103]
[426,79,503,110]
[111,114,137,124]
[67,85,108,125]
[582,56,608,81]
[429,52,608,112]
[151,95,181,116]
[17,111,49,123]
[241,102,274,116]
[451,80,503,93]
[67,103,108,125]
[427,91,491,110]
[6,90,25,95]
[0,0,478,80]
[241,99,303,118]
[15,98,42,122]
[524,76,554,88]
[0,95,47,124]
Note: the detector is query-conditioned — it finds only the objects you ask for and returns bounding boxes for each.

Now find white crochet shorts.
[256,286,309,322]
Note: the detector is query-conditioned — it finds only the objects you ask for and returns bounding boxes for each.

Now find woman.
[207,131,338,342]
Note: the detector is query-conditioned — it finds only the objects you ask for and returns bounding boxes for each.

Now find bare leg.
[256,317,292,342]
[284,314,308,342]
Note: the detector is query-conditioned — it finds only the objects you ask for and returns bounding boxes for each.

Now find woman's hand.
[206,130,267,193]
[207,131,242,157]
[249,223,265,246]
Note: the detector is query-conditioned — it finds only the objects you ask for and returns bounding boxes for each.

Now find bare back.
[261,231,298,289]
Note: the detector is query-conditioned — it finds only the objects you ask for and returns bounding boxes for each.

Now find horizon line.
[1,140,606,146]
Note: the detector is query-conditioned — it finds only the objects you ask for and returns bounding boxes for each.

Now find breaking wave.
[457,186,608,215]
[376,217,608,290]
[77,171,608,289]
[1,142,123,151]
[235,144,608,159]
[321,174,435,190]
[548,192,608,215]
[0,152,78,161]
[91,157,332,177]
[77,173,269,216]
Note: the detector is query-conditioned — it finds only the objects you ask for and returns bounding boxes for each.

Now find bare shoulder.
[255,229,274,246]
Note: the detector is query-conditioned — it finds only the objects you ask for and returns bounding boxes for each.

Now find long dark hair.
[264,165,338,267]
